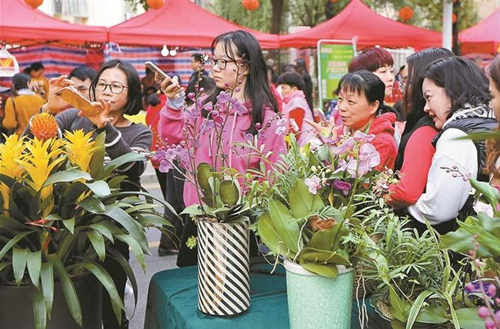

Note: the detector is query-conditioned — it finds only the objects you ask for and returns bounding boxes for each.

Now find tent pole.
[442,0,453,50]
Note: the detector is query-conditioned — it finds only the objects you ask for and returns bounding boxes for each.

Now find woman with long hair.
[386,48,453,209]
[404,57,496,234]
[486,56,500,187]
[158,30,285,267]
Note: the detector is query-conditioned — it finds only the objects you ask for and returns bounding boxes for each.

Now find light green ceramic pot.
[284,260,354,329]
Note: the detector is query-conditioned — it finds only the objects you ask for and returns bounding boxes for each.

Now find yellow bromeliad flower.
[17,138,66,216]
[0,135,26,211]
[0,134,26,179]
[64,130,96,172]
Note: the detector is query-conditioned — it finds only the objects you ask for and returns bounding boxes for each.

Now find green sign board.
[318,42,355,109]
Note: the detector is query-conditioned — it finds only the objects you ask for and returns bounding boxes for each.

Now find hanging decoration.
[399,6,414,22]
[242,0,259,11]
[330,0,339,2]
[147,0,164,10]
[452,13,457,23]
[25,0,43,8]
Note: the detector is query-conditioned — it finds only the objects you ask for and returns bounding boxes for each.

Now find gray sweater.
[55,108,152,189]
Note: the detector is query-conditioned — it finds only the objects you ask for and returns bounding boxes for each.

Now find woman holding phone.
[36,59,152,329]
[158,30,286,267]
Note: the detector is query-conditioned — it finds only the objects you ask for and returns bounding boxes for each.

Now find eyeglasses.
[96,80,128,94]
[209,58,245,70]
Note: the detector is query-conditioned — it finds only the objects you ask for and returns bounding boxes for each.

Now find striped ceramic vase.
[197,218,250,316]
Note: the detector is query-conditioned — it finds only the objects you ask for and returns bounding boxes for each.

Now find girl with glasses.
[158,30,285,267]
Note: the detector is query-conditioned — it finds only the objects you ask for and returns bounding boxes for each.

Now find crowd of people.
[0,29,500,329]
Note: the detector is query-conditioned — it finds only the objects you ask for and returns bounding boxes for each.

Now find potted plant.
[0,114,172,329]
[253,133,387,329]
[154,91,260,316]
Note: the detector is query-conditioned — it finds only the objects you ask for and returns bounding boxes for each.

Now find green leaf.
[406,290,433,329]
[43,169,91,187]
[40,262,54,316]
[456,307,484,329]
[78,262,124,326]
[457,130,500,141]
[56,232,76,262]
[298,247,350,266]
[87,231,106,262]
[0,231,32,260]
[104,152,145,177]
[220,180,240,206]
[181,204,206,218]
[13,247,28,285]
[116,234,146,271]
[101,206,148,251]
[289,179,314,218]
[470,178,500,208]
[257,213,294,257]
[109,249,139,316]
[33,289,47,329]
[85,181,111,198]
[389,286,410,323]
[89,222,115,243]
[80,197,106,213]
[299,262,338,278]
[416,304,449,324]
[268,200,300,253]
[196,163,212,191]
[136,213,170,228]
[89,132,106,179]
[27,250,42,288]
[308,223,346,250]
[62,218,75,234]
[48,255,82,326]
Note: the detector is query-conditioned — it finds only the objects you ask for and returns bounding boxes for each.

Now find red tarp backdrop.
[108,0,280,49]
[279,0,442,50]
[0,0,107,45]
[459,8,500,55]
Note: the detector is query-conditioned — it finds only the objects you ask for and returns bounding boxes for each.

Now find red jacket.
[367,112,397,170]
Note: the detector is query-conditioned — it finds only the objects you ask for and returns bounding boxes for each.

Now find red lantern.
[25,0,43,8]
[147,0,164,10]
[242,0,260,11]
[452,13,457,23]
[399,6,414,22]
[330,0,339,3]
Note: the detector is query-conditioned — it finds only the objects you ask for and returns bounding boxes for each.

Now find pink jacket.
[158,99,286,206]
[281,90,315,146]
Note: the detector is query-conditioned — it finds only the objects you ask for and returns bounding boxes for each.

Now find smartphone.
[145,61,171,84]
[56,86,100,116]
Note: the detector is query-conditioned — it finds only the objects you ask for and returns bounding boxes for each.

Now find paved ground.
[125,162,178,329]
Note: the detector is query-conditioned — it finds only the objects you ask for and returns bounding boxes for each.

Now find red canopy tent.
[279,0,442,49]
[108,0,279,49]
[459,8,500,54]
[0,0,108,45]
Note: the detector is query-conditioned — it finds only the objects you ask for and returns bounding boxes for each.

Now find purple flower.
[202,101,213,112]
[333,179,352,196]
[330,138,355,156]
[275,118,288,136]
[187,92,196,100]
[305,176,321,195]
[358,143,380,173]
[216,91,232,105]
[353,131,375,143]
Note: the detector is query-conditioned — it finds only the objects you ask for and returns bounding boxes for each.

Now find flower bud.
[478,306,490,319]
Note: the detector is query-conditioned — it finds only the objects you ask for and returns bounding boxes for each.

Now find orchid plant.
[254,132,393,278]
[153,90,253,224]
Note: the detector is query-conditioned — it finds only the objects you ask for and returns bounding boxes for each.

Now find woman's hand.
[160,76,183,100]
[43,76,74,114]
[79,100,112,129]
[304,119,338,139]
[383,192,409,210]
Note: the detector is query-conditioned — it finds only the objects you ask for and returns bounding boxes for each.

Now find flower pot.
[284,260,354,329]
[197,218,250,316]
[0,274,102,329]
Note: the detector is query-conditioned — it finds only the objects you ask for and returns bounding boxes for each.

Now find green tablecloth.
[144,265,385,329]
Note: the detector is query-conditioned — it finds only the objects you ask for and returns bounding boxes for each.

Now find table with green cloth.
[143,264,386,329]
